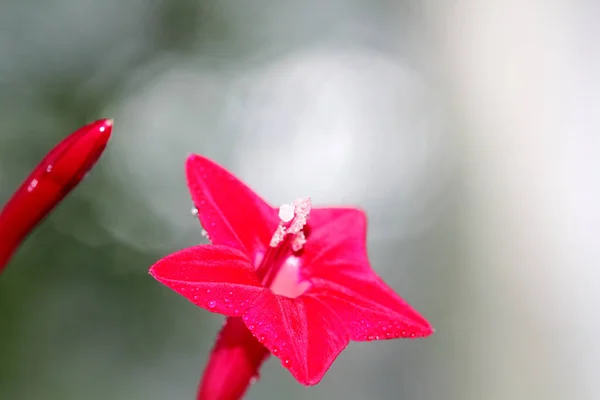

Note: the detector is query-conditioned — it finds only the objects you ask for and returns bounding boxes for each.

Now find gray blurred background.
[0,1,598,399]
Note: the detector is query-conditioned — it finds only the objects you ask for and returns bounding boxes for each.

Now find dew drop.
[27,179,39,192]
[206,289,211,294]
[208,300,216,308]
[259,335,266,342]
[250,376,258,385]
[243,315,249,322]
[191,207,199,217]
[410,332,416,338]
[272,347,279,355]
[224,298,230,303]
[46,164,53,173]
[283,358,292,368]
[201,229,208,237]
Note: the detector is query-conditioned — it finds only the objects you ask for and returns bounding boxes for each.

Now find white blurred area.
[104,47,449,253]
[428,0,600,399]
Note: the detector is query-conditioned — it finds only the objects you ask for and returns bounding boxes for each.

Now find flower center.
[256,198,312,298]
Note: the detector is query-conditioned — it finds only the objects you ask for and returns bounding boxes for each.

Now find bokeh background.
[1,1,599,399]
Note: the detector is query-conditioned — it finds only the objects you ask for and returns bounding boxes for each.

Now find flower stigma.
[260,197,312,298]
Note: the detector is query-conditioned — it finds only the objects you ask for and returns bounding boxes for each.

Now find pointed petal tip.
[185,153,201,164]
[411,319,435,338]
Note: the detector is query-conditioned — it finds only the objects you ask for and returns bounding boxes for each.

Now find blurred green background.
[1,1,598,400]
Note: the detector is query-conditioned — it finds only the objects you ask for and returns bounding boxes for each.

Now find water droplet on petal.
[272,347,279,355]
[191,207,199,217]
[283,358,292,368]
[208,300,216,308]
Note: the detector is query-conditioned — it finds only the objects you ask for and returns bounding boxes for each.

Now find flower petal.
[301,207,369,272]
[242,291,349,385]
[186,154,279,261]
[149,245,266,317]
[198,317,269,400]
[307,264,434,341]
[0,119,113,273]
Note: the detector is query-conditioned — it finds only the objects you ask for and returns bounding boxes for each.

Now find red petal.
[186,154,279,262]
[0,119,113,273]
[301,207,369,272]
[149,245,266,317]
[242,291,349,385]
[197,317,269,400]
[308,264,434,341]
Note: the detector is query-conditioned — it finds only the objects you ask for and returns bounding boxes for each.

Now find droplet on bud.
[0,118,113,273]
[191,207,199,217]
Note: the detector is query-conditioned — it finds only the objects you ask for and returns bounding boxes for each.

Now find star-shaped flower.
[150,154,433,400]
[0,119,113,273]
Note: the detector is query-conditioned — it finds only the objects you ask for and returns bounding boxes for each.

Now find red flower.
[150,154,433,400]
[0,119,113,273]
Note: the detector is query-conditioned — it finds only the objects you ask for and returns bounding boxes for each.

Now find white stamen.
[269,197,312,251]
[291,231,307,252]
[288,197,311,234]
[269,225,287,247]
[278,203,295,223]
